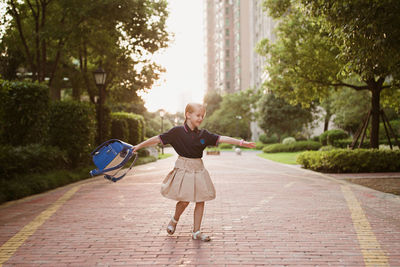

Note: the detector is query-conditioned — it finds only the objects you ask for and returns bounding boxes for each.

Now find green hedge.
[259,134,279,144]
[0,144,68,179]
[111,112,145,145]
[262,141,322,153]
[48,101,96,167]
[319,129,348,146]
[0,80,49,145]
[218,143,233,149]
[297,149,400,173]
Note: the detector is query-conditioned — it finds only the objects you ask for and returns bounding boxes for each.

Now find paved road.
[0,151,399,266]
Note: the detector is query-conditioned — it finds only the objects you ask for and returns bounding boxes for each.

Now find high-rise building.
[204,0,276,95]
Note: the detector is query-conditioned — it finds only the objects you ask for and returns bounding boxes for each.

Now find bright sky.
[138,0,205,114]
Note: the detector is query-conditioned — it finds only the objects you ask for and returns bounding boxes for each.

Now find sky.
[139,0,205,114]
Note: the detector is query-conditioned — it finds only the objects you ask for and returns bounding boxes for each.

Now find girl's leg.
[193,201,205,232]
[173,201,189,221]
[167,201,189,235]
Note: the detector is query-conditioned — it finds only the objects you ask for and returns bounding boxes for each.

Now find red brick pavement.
[0,150,399,266]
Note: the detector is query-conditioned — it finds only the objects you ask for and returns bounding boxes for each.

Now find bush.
[297,149,400,173]
[318,145,336,151]
[48,101,96,167]
[255,142,266,150]
[319,129,348,146]
[311,136,320,142]
[0,144,68,179]
[218,143,233,149]
[0,80,49,145]
[111,112,145,145]
[282,137,296,145]
[327,130,348,146]
[262,140,322,153]
[259,134,279,144]
[111,114,129,141]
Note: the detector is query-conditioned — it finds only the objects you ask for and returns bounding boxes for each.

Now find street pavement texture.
[0,150,399,266]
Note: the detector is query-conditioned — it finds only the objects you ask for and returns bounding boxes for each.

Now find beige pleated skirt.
[161,156,216,202]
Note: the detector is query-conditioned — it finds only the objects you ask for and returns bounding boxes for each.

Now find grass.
[158,153,173,160]
[257,152,302,165]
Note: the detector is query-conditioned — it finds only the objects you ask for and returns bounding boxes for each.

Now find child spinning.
[133,103,255,241]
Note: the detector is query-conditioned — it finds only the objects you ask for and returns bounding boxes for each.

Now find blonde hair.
[184,103,206,123]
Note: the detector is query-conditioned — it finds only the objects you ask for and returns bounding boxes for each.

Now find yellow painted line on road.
[341,185,389,266]
[0,185,81,266]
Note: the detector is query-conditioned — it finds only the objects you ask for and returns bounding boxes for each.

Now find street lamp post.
[159,109,165,155]
[93,67,107,143]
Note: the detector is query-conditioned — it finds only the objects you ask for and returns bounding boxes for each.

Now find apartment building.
[204,0,276,94]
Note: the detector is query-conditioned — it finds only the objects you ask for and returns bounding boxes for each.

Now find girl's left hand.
[242,141,256,148]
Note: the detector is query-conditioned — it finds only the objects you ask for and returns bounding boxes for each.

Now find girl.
[133,103,255,241]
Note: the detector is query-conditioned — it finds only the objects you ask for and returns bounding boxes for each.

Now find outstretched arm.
[218,136,256,148]
[133,135,161,152]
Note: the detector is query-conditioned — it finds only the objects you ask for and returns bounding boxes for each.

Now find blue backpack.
[90,139,138,182]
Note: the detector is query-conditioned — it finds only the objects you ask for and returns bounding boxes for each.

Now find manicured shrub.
[319,145,336,151]
[0,80,49,145]
[319,129,348,146]
[262,140,322,153]
[259,134,279,144]
[282,137,296,145]
[327,129,348,146]
[111,112,145,145]
[255,142,266,150]
[111,114,129,141]
[48,101,96,167]
[219,143,233,149]
[0,144,68,179]
[297,149,400,173]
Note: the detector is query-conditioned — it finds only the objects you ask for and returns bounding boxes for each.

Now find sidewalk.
[0,151,399,266]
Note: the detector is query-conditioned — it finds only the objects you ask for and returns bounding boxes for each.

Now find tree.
[330,88,370,135]
[203,91,222,117]
[259,0,400,148]
[1,0,170,102]
[258,93,315,141]
[202,89,259,139]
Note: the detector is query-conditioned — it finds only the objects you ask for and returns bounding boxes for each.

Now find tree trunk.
[369,80,383,149]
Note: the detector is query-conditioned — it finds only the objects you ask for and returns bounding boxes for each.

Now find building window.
[225,60,229,67]
[225,49,229,57]
[225,39,229,46]
[225,71,229,79]
[225,7,229,14]
[225,28,229,36]
[226,82,230,89]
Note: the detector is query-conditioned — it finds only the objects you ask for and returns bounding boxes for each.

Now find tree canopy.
[202,89,260,139]
[259,0,400,148]
[0,0,170,105]
[257,92,315,141]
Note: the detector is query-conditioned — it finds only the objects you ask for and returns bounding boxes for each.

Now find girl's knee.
[195,201,204,206]
[178,201,189,207]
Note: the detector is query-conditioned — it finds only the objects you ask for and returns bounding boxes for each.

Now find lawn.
[257,152,302,165]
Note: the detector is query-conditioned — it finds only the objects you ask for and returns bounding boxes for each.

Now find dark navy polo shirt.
[159,123,220,158]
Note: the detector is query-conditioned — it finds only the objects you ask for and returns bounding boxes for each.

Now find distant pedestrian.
[133,103,255,241]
